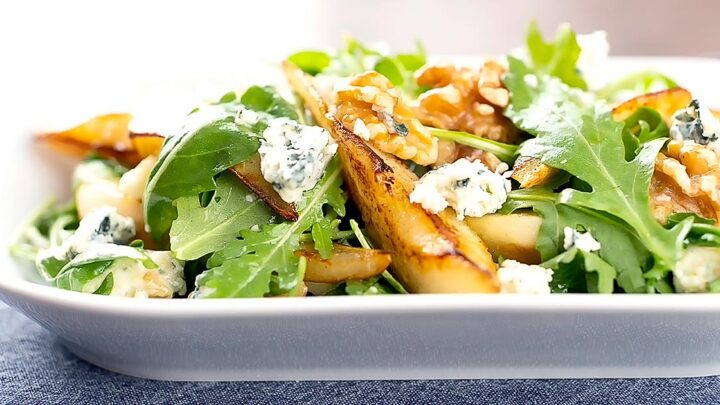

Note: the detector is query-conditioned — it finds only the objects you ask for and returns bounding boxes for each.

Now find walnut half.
[414,60,519,144]
[651,140,720,223]
[335,71,438,165]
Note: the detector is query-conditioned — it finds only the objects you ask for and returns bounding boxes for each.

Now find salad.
[11,22,720,298]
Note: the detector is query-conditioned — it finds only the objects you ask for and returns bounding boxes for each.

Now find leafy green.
[311,218,336,259]
[596,70,678,102]
[667,213,720,247]
[143,113,260,242]
[504,56,692,286]
[195,158,345,298]
[505,189,649,292]
[345,278,396,295]
[55,259,114,293]
[240,85,299,121]
[541,247,616,293]
[170,172,275,260]
[54,245,158,294]
[288,51,332,76]
[525,20,587,90]
[621,107,669,157]
[429,128,518,163]
[10,199,78,262]
[348,219,407,294]
[293,37,428,97]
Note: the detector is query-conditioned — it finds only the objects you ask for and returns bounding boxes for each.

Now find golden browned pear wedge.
[296,243,392,283]
[283,61,499,293]
[465,213,542,264]
[230,154,299,221]
[611,87,692,124]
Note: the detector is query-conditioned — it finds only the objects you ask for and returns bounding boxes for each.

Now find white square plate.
[1,57,720,381]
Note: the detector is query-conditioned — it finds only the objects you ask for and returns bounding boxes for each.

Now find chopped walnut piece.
[335,71,438,165]
[434,139,502,171]
[651,140,720,223]
[415,60,519,144]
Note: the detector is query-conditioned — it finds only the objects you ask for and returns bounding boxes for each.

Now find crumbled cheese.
[670,99,720,146]
[409,158,511,220]
[353,118,371,141]
[236,106,261,126]
[250,224,260,232]
[245,193,256,202]
[563,227,601,252]
[497,260,554,294]
[673,246,720,292]
[72,160,123,189]
[258,118,338,204]
[35,207,136,279]
[523,74,539,88]
[576,30,610,90]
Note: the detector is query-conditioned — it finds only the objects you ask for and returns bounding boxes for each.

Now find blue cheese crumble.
[670,99,720,146]
[563,227,601,252]
[497,260,553,294]
[36,206,136,277]
[409,158,511,220]
[258,118,338,204]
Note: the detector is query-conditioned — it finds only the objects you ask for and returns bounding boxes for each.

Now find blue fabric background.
[1,303,718,404]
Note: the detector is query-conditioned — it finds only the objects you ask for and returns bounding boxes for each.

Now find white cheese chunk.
[673,246,720,293]
[497,260,553,294]
[258,118,338,204]
[36,206,136,275]
[236,106,261,126]
[409,158,511,220]
[563,227,601,253]
[670,99,720,147]
[72,160,123,189]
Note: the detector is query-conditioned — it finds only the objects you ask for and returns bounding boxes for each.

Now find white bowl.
[1,57,720,381]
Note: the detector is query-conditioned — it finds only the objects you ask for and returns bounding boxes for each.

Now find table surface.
[0,303,718,405]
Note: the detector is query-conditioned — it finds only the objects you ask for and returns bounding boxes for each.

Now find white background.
[2,0,719,93]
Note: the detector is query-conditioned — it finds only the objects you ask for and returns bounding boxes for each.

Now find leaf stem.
[429,128,518,163]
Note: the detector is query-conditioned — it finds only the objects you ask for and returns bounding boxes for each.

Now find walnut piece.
[414,60,519,144]
[651,140,720,223]
[335,71,438,165]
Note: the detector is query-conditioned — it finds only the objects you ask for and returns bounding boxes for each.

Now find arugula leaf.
[348,219,407,294]
[541,247,616,293]
[505,190,649,293]
[143,112,260,242]
[596,70,678,102]
[295,37,427,97]
[288,51,332,76]
[170,172,275,260]
[504,56,692,281]
[429,128,518,163]
[525,20,587,90]
[667,213,720,247]
[345,277,396,295]
[195,158,345,298]
[624,107,669,143]
[311,218,335,259]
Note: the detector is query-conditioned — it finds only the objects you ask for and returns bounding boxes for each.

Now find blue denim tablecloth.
[1,303,718,404]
